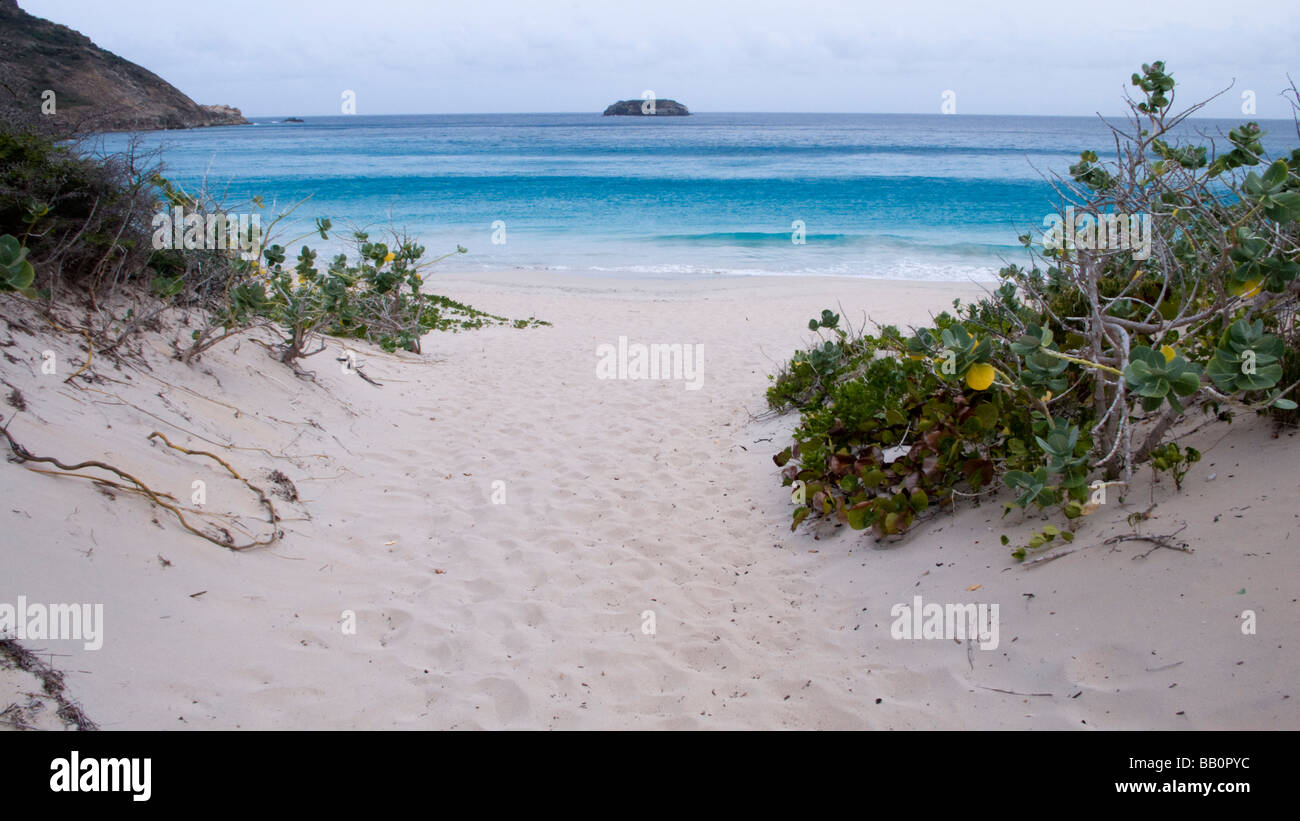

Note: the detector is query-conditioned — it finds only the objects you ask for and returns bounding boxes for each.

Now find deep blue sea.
[89,113,1297,281]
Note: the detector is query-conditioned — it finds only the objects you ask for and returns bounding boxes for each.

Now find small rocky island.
[603,99,690,116]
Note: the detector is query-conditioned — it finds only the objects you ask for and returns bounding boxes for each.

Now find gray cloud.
[20,0,1299,117]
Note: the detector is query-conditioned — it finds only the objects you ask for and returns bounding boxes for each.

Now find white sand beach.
[2,271,1297,729]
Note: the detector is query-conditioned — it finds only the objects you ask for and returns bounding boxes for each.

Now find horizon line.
[239,110,1297,121]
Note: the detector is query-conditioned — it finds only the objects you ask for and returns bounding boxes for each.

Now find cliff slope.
[0,0,247,133]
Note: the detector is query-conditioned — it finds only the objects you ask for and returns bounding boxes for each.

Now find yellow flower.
[1229,278,1263,298]
[966,362,995,391]
[1160,345,1177,363]
[383,251,395,264]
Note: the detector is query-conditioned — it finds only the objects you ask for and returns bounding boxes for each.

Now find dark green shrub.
[771,62,1300,557]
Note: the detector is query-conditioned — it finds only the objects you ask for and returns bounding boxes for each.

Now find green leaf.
[1262,158,1288,187]
[846,503,871,530]
[1003,470,1033,489]
[791,507,810,531]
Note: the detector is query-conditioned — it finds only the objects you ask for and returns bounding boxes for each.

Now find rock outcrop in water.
[603,99,690,116]
[0,0,248,133]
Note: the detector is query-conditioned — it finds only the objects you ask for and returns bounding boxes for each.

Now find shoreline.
[423,267,999,300]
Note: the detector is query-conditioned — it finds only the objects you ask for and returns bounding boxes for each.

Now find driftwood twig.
[1106,524,1192,559]
[976,685,1053,697]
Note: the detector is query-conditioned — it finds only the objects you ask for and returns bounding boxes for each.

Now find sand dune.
[1,272,1296,729]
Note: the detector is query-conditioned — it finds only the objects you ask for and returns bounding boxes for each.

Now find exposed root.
[1,420,279,551]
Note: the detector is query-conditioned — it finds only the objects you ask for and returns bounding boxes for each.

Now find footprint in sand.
[476,676,531,724]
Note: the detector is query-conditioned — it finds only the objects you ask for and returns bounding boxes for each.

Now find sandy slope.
[1,271,1296,729]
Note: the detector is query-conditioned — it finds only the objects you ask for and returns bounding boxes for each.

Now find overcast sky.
[19,0,1300,118]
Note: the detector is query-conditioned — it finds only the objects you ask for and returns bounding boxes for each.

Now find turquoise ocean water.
[91,113,1296,281]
